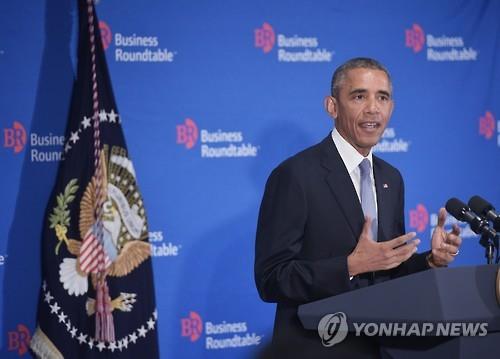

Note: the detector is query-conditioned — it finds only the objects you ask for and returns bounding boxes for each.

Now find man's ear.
[324,95,337,119]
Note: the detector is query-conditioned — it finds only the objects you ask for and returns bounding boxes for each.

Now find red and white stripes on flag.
[79,229,111,274]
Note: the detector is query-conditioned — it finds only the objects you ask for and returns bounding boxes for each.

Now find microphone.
[468,195,500,232]
[445,198,497,239]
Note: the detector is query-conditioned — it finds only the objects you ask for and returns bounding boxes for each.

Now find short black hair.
[330,57,392,98]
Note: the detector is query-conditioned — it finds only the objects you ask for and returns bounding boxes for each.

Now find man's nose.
[365,97,380,114]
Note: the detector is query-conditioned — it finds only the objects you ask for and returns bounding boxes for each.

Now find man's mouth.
[359,122,380,129]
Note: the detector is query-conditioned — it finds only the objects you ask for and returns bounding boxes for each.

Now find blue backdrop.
[1,0,499,357]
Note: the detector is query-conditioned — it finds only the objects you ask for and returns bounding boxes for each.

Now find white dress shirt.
[331,128,378,214]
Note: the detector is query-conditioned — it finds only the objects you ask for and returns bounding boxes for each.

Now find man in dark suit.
[254,58,462,358]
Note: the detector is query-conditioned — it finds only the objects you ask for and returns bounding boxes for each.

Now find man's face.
[326,68,394,156]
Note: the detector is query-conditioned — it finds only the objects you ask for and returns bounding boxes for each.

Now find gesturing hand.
[347,217,420,276]
[428,208,462,267]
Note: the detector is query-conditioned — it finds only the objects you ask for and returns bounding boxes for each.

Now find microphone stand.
[495,234,500,264]
[479,233,495,264]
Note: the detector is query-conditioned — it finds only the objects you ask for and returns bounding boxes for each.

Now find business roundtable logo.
[254,22,333,63]
[180,311,263,350]
[176,118,259,158]
[409,204,429,233]
[3,121,26,154]
[7,324,32,356]
[99,21,112,50]
[148,230,181,257]
[405,23,478,61]
[479,111,499,147]
[409,203,479,239]
[372,127,410,153]
[3,120,64,162]
[99,20,176,63]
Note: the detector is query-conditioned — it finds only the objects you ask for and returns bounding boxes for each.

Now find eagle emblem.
[49,145,150,315]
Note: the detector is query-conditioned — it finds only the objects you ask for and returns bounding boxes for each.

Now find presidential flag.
[30,0,159,357]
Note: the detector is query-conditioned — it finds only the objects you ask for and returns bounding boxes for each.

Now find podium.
[298,265,500,358]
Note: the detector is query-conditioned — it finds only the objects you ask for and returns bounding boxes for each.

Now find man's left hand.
[428,207,462,267]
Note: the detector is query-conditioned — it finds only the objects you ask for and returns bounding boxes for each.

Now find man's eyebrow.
[377,90,392,98]
[348,88,367,96]
[348,88,392,98]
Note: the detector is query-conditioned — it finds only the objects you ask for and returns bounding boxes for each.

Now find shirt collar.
[331,128,373,174]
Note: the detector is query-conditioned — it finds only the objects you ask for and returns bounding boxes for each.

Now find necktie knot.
[359,158,371,176]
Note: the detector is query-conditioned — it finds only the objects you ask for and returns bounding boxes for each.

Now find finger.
[391,239,419,258]
[378,241,419,270]
[389,246,418,267]
[451,224,461,236]
[432,248,454,265]
[384,245,419,269]
[445,234,462,247]
[440,241,459,254]
[437,207,447,228]
[383,232,417,249]
[445,244,459,255]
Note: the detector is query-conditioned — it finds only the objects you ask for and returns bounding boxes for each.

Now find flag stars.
[122,336,129,349]
[129,332,138,344]
[117,340,123,351]
[42,281,47,291]
[66,321,71,331]
[77,333,87,344]
[57,312,67,323]
[64,142,72,153]
[153,309,158,319]
[108,109,118,123]
[96,341,106,352]
[70,326,77,338]
[87,338,94,349]
[147,318,155,330]
[44,291,54,303]
[49,302,60,314]
[138,325,147,338]
[99,110,108,122]
[70,131,80,144]
[82,116,91,129]
[108,341,117,352]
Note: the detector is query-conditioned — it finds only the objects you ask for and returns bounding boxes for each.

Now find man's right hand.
[347,217,420,276]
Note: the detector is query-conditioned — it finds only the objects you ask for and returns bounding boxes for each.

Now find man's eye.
[354,94,365,100]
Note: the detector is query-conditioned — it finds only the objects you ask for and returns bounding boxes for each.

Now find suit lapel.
[320,136,364,242]
[373,157,389,242]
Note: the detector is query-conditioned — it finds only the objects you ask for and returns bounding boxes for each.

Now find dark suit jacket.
[255,134,430,358]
